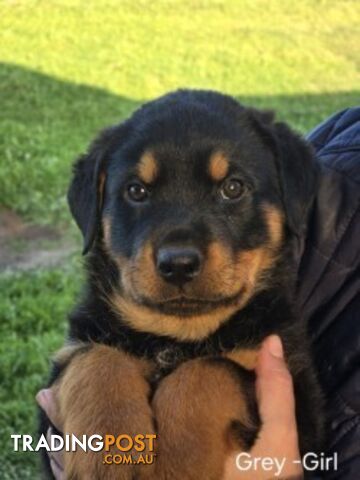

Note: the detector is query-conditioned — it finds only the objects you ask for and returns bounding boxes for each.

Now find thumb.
[222,336,302,480]
[36,387,63,432]
[255,335,299,442]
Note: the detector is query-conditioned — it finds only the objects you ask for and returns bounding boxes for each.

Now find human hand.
[223,335,303,479]
[36,388,64,480]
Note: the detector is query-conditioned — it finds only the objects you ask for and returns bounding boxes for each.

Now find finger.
[255,335,298,438]
[46,427,64,473]
[50,458,65,480]
[223,336,302,480]
[36,388,63,431]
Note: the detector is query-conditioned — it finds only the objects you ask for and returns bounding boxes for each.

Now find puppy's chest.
[145,343,259,384]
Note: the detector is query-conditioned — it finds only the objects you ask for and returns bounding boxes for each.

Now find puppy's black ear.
[67,126,117,254]
[248,109,318,236]
[272,121,318,236]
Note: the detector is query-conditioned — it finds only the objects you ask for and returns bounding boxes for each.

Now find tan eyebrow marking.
[208,151,229,181]
[137,151,158,184]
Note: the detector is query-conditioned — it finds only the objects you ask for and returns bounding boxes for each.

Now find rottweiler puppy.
[40,89,324,479]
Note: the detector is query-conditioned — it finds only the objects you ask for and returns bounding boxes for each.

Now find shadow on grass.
[1,61,359,224]
[0,63,142,224]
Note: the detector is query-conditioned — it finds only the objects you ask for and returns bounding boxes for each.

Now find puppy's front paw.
[57,345,156,480]
[152,357,259,480]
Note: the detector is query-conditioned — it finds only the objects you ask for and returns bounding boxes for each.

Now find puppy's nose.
[156,246,202,285]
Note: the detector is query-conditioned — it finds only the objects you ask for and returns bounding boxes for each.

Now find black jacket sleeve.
[298,109,360,479]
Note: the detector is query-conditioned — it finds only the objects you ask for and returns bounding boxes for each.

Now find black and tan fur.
[40,89,324,479]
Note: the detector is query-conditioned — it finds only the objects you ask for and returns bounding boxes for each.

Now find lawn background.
[0,0,359,477]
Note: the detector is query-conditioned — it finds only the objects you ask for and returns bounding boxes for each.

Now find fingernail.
[267,335,283,358]
[50,457,64,476]
[36,389,51,408]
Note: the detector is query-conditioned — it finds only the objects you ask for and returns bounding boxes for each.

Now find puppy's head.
[68,90,317,341]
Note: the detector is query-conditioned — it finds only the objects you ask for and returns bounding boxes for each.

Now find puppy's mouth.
[139,290,244,316]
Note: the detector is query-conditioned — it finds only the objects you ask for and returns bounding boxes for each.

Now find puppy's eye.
[219,178,245,200]
[126,182,149,203]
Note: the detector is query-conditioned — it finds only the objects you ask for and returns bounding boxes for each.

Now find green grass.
[0,0,359,477]
[1,0,359,223]
[0,260,82,479]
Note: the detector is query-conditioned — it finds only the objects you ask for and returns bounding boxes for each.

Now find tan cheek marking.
[233,207,284,295]
[225,349,259,370]
[236,247,273,287]
[231,205,283,299]
[208,151,229,181]
[263,203,284,247]
[207,242,232,271]
[196,242,240,296]
[201,242,231,287]
[121,242,160,299]
[137,151,158,184]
